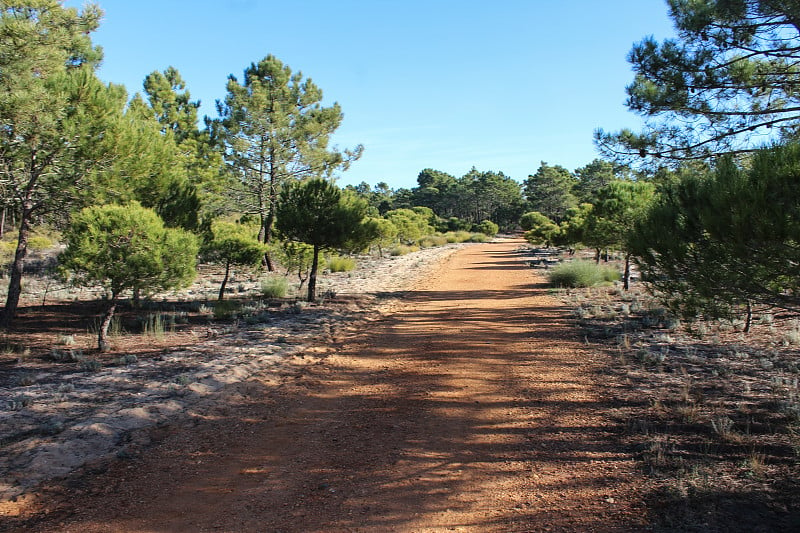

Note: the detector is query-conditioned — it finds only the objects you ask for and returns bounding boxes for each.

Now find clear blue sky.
[65,0,676,189]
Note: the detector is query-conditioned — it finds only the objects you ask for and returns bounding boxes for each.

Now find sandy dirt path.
[12,239,648,532]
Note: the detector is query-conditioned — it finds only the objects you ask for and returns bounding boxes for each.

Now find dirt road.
[14,239,648,532]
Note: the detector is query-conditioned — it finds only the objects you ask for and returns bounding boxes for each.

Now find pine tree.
[140,67,230,227]
[584,181,655,289]
[60,203,197,350]
[0,1,111,326]
[597,0,800,164]
[276,179,368,302]
[523,162,577,222]
[215,55,362,270]
[630,142,800,329]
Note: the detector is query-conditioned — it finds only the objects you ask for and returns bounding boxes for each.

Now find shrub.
[476,219,499,236]
[213,300,241,320]
[140,313,168,338]
[389,244,419,256]
[601,265,621,283]
[548,261,620,288]
[202,221,264,301]
[28,235,55,250]
[467,233,489,243]
[0,240,16,263]
[444,231,472,243]
[444,217,472,232]
[0,229,59,258]
[327,255,356,272]
[418,235,448,248]
[60,202,198,351]
[261,276,289,298]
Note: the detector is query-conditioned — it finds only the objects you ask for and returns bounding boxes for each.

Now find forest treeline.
[2,0,800,346]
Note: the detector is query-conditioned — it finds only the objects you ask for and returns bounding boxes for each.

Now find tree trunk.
[307,244,320,302]
[98,297,118,352]
[297,268,308,290]
[0,207,6,239]
[260,216,274,272]
[260,162,278,272]
[218,260,231,301]
[594,248,601,264]
[744,300,752,334]
[623,252,631,291]
[1,204,33,328]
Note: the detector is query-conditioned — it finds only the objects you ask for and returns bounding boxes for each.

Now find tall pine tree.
[214,55,362,270]
[0,1,111,326]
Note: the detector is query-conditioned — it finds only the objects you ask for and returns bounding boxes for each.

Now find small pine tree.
[276,179,368,301]
[203,221,264,300]
[60,202,198,350]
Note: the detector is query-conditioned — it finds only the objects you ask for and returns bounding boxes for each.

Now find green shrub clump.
[467,233,489,243]
[476,219,499,236]
[326,255,356,272]
[261,276,289,298]
[213,300,242,319]
[389,244,419,256]
[548,260,620,288]
[444,231,472,243]
[418,235,448,248]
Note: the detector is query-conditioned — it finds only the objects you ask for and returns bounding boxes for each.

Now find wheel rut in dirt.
[19,239,646,532]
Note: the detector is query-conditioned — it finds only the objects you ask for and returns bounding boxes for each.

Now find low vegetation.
[533,247,800,530]
[547,260,619,288]
[326,255,357,273]
[260,275,289,298]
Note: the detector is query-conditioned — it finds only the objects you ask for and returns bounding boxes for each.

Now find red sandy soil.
[5,239,649,532]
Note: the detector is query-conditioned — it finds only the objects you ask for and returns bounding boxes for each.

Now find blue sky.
[65,1,676,189]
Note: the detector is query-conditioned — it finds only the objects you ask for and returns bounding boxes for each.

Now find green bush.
[601,265,621,283]
[444,231,472,243]
[476,219,499,236]
[418,235,448,248]
[548,261,620,288]
[327,255,356,272]
[0,241,16,262]
[389,244,419,256]
[261,276,289,298]
[28,235,56,250]
[213,300,241,320]
[467,233,489,243]
[444,217,472,232]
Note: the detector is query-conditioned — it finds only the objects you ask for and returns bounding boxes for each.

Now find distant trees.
[412,168,459,218]
[596,0,800,164]
[60,203,197,350]
[460,168,525,230]
[372,167,525,232]
[214,55,362,270]
[523,162,577,222]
